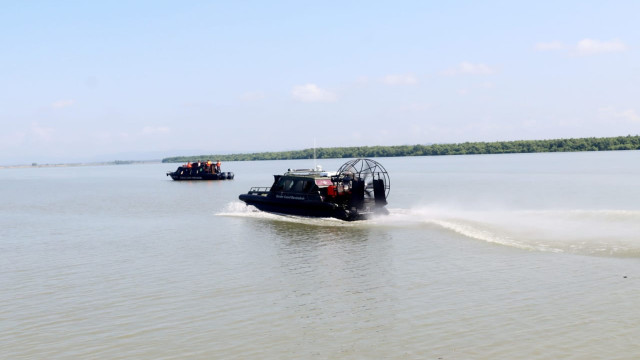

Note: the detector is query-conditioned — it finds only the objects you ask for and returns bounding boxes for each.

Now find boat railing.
[248,187,271,194]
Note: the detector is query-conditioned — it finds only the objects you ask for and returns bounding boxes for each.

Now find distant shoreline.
[162,135,640,163]
[5,135,639,168]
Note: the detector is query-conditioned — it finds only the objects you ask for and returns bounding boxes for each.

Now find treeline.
[162,135,640,163]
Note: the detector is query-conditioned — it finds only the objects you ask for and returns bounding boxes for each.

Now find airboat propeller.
[336,158,390,203]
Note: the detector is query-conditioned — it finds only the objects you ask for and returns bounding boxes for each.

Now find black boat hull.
[239,193,383,221]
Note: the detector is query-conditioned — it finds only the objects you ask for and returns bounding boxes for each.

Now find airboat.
[238,158,390,221]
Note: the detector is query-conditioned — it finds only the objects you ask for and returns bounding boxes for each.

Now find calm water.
[2,152,640,359]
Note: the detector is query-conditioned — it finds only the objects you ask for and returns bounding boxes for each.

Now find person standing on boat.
[216,160,221,173]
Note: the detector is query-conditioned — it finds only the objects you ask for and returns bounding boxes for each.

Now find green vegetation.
[162,135,640,163]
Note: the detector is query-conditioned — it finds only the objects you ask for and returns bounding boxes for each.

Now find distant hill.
[162,135,640,163]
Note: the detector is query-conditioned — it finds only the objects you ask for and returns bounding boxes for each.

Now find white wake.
[218,202,640,256]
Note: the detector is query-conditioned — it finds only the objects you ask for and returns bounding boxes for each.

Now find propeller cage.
[333,158,390,207]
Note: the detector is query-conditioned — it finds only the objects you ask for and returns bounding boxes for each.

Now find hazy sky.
[2,1,639,164]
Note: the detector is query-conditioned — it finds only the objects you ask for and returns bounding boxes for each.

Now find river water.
[2,151,640,359]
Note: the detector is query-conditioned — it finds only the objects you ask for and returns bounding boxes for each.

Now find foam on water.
[218,201,640,257]
[217,201,362,227]
[382,206,640,257]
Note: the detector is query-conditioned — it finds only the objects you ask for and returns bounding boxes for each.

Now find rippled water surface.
[2,152,640,359]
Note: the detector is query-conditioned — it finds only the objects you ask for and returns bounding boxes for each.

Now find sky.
[1,1,639,165]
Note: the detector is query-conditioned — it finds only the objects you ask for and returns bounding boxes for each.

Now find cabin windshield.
[274,177,317,193]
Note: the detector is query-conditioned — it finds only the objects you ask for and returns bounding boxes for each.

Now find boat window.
[283,179,294,192]
[274,177,286,191]
[292,180,305,193]
[302,180,314,192]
